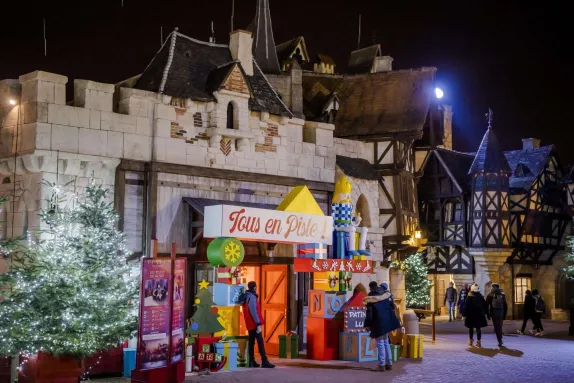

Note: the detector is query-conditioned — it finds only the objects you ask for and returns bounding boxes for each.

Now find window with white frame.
[514,276,532,303]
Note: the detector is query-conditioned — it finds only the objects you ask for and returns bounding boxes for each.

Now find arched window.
[226,103,234,129]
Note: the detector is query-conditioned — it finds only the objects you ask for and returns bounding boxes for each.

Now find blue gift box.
[297,243,328,259]
[213,342,238,371]
[213,283,246,306]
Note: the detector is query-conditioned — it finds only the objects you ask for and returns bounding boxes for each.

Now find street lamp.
[435,88,444,99]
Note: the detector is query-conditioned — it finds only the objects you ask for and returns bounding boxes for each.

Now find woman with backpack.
[532,289,545,336]
[517,290,535,335]
[462,283,488,347]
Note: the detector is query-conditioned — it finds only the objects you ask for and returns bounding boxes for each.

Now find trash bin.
[403,309,419,335]
[123,348,136,377]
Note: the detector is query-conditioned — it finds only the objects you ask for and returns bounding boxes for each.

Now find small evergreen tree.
[404,253,432,308]
[0,182,139,357]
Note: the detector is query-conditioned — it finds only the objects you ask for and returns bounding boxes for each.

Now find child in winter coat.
[463,283,488,347]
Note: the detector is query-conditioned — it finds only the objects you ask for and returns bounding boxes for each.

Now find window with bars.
[514,276,532,303]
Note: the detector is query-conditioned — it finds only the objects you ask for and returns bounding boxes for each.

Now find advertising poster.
[170,258,186,363]
[139,259,172,370]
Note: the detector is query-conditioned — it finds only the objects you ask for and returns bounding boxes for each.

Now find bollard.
[403,309,419,335]
[185,345,193,373]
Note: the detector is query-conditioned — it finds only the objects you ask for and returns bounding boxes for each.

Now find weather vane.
[485,108,494,129]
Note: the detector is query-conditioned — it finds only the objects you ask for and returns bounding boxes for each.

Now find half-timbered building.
[418,116,572,320]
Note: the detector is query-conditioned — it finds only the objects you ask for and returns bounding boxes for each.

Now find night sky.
[1,1,572,163]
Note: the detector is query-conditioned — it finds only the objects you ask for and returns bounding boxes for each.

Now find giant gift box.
[213,342,238,371]
[213,283,246,306]
[339,332,377,362]
[297,243,328,259]
[213,306,241,337]
[306,317,343,361]
[308,290,347,319]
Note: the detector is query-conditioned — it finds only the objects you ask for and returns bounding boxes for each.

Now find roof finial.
[209,21,216,43]
[485,108,493,130]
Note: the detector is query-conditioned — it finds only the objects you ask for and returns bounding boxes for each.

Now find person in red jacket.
[238,281,275,368]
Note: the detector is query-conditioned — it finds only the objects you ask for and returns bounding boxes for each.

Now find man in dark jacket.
[518,290,535,335]
[486,283,508,347]
[444,282,457,322]
[237,281,275,368]
[364,282,401,372]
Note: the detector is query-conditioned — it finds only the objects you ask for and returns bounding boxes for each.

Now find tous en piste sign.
[203,205,333,245]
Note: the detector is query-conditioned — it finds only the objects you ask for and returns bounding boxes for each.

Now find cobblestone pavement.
[96,319,574,383]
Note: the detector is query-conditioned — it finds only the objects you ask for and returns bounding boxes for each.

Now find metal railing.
[411,309,436,343]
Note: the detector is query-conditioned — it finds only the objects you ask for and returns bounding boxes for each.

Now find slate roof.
[434,148,475,192]
[348,45,381,74]
[134,31,292,117]
[248,0,281,74]
[336,156,380,181]
[504,145,554,190]
[302,68,436,139]
[468,128,512,174]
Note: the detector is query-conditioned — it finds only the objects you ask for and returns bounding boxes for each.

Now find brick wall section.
[223,66,250,95]
[255,124,278,153]
[193,112,203,127]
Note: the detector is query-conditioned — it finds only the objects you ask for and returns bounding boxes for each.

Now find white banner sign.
[203,205,333,245]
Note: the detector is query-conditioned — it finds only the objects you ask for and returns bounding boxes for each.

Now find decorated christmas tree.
[187,280,224,335]
[404,253,432,308]
[565,236,574,279]
[0,182,139,357]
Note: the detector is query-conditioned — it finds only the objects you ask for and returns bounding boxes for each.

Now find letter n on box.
[308,290,347,319]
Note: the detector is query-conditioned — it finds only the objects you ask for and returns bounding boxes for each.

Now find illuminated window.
[514,276,532,303]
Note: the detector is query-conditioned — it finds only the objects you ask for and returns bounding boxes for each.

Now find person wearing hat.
[364,281,402,372]
[237,281,275,368]
[462,283,488,347]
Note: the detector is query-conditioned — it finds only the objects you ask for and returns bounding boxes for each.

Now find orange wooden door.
[261,265,288,356]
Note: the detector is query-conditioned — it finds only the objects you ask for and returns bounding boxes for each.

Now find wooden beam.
[151,162,334,192]
[119,160,334,192]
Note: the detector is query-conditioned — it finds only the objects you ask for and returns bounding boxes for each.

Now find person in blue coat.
[363,282,402,372]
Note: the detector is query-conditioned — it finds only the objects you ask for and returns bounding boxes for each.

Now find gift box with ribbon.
[214,306,241,337]
[278,333,299,359]
[297,243,327,259]
[213,341,238,371]
[406,334,424,359]
[216,267,246,285]
[227,336,250,367]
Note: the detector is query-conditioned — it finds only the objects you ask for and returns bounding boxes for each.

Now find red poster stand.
[131,242,186,383]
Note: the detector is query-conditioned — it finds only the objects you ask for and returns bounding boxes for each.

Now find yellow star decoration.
[224,242,241,263]
[198,279,210,290]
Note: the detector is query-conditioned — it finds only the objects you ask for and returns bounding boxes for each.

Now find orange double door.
[241,265,288,356]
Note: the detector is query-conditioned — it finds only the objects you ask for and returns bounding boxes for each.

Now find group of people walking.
[444,281,546,348]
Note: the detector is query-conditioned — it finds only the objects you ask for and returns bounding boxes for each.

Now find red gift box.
[216,267,246,285]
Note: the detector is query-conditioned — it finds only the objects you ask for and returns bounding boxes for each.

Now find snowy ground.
[95,318,574,383]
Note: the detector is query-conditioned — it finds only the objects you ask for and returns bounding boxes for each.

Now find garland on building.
[0,182,139,357]
[403,253,432,308]
[565,236,574,280]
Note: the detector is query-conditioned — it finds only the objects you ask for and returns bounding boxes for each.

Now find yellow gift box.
[313,272,340,291]
[407,334,424,359]
[352,255,367,261]
[214,306,241,337]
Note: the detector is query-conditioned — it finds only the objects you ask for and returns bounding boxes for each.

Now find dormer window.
[515,163,531,177]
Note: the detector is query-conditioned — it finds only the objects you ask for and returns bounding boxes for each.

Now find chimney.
[373,56,393,73]
[522,138,541,150]
[229,30,254,76]
[442,104,453,150]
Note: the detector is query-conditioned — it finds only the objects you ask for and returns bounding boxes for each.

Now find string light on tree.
[0,181,139,358]
[401,253,432,307]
